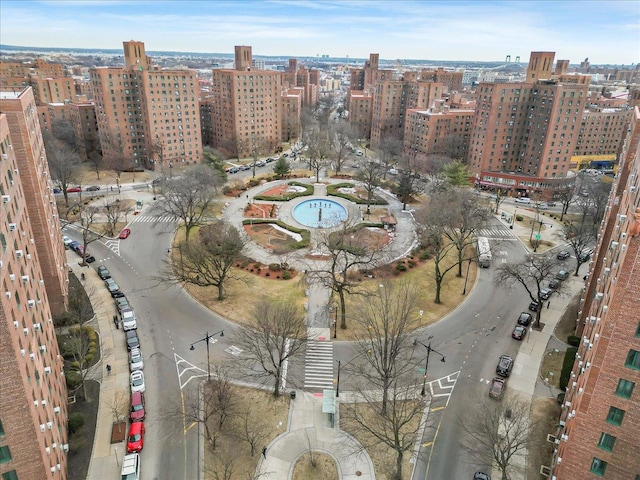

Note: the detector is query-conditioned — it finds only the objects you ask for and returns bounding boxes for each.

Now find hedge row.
[254,181,314,201]
[242,218,310,249]
[559,347,578,391]
[326,182,387,205]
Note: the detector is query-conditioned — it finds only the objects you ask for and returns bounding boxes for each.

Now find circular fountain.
[292,199,347,228]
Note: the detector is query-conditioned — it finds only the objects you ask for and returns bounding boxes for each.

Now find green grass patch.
[559,347,577,391]
[326,182,387,205]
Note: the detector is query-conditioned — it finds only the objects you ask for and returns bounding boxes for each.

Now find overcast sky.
[1,0,638,64]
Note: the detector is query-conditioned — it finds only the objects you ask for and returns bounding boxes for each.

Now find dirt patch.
[244,203,278,219]
[75,164,154,186]
[244,223,302,254]
[292,452,339,480]
[66,380,100,480]
[527,398,561,480]
[554,292,580,343]
[539,350,566,389]
[205,386,289,479]
[110,421,127,443]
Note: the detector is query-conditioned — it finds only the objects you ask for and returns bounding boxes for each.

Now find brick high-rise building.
[283,59,319,107]
[90,40,202,171]
[0,87,69,316]
[575,107,633,157]
[0,92,69,480]
[282,87,303,143]
[69,100,100,162]
[551,106,640,480]
[468,52,590,181]
[209,45,282,158]
[419,67,463,93]
[347,90,373,140]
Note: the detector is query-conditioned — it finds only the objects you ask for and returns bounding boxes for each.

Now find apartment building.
[419,67,463,93]
[208,46,282,158]
[551,106,640,480]
[90,40,202,170]
[575,107,633,157]
[282,87,303,143]
[283,59,319,107]
[0,96,68,479]
[468,52,590,182]
[0,87,69,316]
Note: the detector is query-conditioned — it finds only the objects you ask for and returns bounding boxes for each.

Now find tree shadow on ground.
[67,380,100,480]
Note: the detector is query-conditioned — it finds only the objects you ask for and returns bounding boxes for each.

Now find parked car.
[496,355,514,377]
[115,296,130,312]
[555,270,570,281]
[82,253,96,264]
[105,278,123,297]
[69,241,81,253]
[546,201,557,207]
[512,325,527,341]
[126,421,145,453]
[129,390,145,421]
[66,186,82,193]
[130,371,146,393]
[578,251,592,262]
[557,250,571,260]
[229,167,239,174]
[540,288,552,300]
[85,185,100,192]
[129,348,144,372]
[535,203,548,210]
[120,453,140,480]
[548,278,561,291]
[514,197,531,204]
[62,236,73,249]
[97,265,111,280]
[474,473,491,480]
[489,377,506,399]
[529,300,541,312]
[119,228,131,239]
[126,330,140,351]
[121,307,137,331]
[516,312,532,326]
[53,187,62,194]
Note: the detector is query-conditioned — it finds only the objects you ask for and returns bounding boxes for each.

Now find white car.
[121,453,140,480]
[121,307,137,331]
[129,348,144,372]
[62,236,73,248]
[514,197,531,204]
[130,371,145,393]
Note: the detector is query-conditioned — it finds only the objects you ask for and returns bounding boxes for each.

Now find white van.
[514,197,531,204]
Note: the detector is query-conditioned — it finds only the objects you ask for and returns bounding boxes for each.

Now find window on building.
[590,457,607,476]
[626,349,640,370]
[2,471,18,480]
[636,322,640,337]
[0,419,4,436]
[0,445,12,463]
[606,406,625,425]
[597,432,616,451]
[616,378,635,398]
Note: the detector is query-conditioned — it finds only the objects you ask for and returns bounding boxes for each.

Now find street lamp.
[413,338,446,396]
[189,330,224,381]
[335,350,371,397]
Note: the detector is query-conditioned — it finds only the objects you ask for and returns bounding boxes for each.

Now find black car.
[496,355,514,377]
[517,312,532,326]
[126,330,140,351]
[557,250,571,260]
[556,270,570,281]
[84,254,96,264]
[578,251,591,262]
[97,265,111,280]
[529,300,540,312]
[549,278,561,291]
[512,325,527,341]
[86,185,101,192]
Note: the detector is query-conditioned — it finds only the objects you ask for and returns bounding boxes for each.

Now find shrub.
[68,413,86,434]
[222,185,233,195]
[395,263,407,272]
[567,335,581,347]
[66,371,82,391]
[268,263,281,271]
[282,271,292,280]
[559,347,578,391]
[516,215,524,221]
[408,260,416,268]
[420,251,432,261]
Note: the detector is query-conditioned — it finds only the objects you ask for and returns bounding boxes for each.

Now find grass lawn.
[527,398,561,480]
[291,452,339,480]
[539,350,566,389]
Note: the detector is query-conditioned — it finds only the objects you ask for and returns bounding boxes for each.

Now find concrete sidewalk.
[257,391,375,480]
[66,252,131,480]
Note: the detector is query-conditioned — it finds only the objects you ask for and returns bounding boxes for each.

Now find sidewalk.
[66,252,131,479]
[257,391,376,480]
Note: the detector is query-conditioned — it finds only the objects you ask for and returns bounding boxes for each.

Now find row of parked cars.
[95,264,145,479]
[225,155,279,174]
[62,236,95,263]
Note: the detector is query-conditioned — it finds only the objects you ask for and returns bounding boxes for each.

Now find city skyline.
[1,0,638,65]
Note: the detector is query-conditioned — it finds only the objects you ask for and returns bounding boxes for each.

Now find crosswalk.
[132,214,176,224]
[477,227,514,238]
[304,340,334,390]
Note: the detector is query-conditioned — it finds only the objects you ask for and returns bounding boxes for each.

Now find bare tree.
[60,325,101,402]
[67,280,97,326]
[202,146,229,181]
[351,280,421,415]
[234,411,270,457]
[208,366,237,430]
[235,298,307,397]
[249,137,269,178]
[377,134,403,179]
[329,121,356,175]
[107,390,130,425]
[459,396,535,480]
[491,189,509,215]
[342,381,424,480]
[308,218,388,329]
[102,198,130,237]
[154,165,223,243]
[559,222,597,275]
[102,129,135,183]
[44,131,82,207]
[165,221,246,300]
[421,154,450,193]
[555,179,576,221]
[78,207,104,266]
[494,254,558,328]
[304,126,332,182]
[182,382,223,451]
[589,181,612,226]
[208,446,239,480]
[51,118,78,149]
[354,160,385,214]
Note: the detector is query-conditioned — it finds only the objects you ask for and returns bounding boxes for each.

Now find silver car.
[129,348,144,372]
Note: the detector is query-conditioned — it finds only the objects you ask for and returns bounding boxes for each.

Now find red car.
[119,228,131,239]
[129,391,145,422]
[66,187,82,193]
[126,421,145,453]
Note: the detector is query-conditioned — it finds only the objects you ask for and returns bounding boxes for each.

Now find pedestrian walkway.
[477,226,515,238]
[131,213,175,224]
[256,391,375,480]
[304,339,334,390]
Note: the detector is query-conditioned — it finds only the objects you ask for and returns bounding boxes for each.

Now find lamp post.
[189,330,224,381]
[335,349,371,397]
[413,338,446,396]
